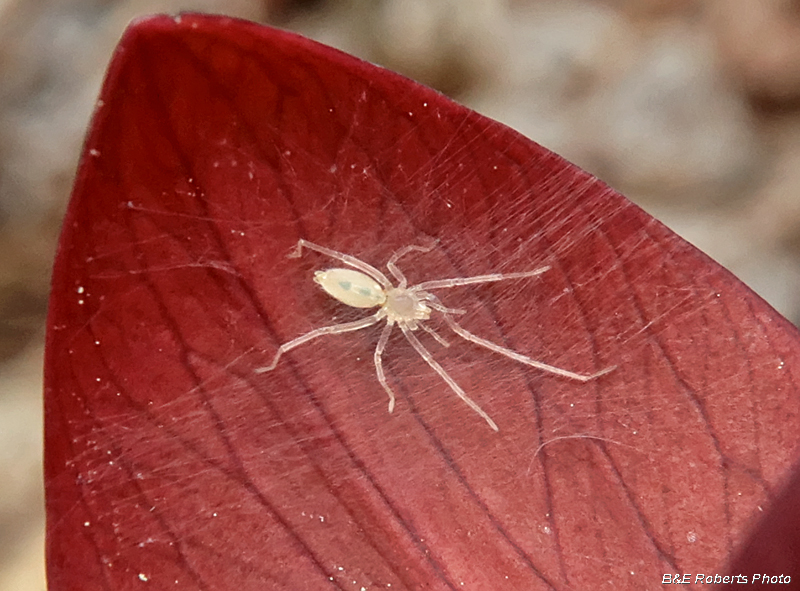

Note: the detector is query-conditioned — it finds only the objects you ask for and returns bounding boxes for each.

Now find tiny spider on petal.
[257,239,614,431]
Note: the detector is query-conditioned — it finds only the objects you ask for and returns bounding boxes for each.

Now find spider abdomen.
[314,268,387,308]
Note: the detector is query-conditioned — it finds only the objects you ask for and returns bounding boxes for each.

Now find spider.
[257,239,613,431]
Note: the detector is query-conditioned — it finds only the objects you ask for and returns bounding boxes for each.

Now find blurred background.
[2,0,800,587]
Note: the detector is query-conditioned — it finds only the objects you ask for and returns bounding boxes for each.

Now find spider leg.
[440,314,615,381]
[399,323,499,431]
[374,321,396,412]
[422,293,466,316]
[420,322,450,348]
[256,311,385,373]
[387,241,438,288]
[290,239,392,288]
[412,266,550,292]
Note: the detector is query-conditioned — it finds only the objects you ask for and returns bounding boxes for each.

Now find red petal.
[45,14,800,590]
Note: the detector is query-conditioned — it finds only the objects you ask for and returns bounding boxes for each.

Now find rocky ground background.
[2,0,800,587]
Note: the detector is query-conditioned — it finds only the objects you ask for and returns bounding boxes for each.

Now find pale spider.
[257,239,613,431]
